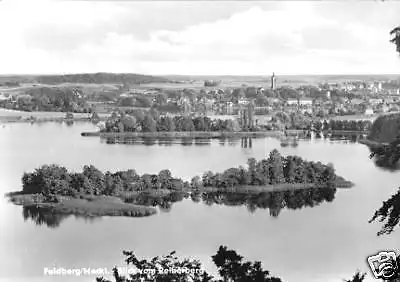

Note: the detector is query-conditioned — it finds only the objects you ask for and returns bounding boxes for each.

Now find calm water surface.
[0,122,399,282]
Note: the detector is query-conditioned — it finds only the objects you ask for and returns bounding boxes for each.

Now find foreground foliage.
[369,187,400,236]
[95,248,399,282]
[96,245,282,282]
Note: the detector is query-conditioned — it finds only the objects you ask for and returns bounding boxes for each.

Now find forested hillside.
[0,73,170,86]
[368,113,400,143]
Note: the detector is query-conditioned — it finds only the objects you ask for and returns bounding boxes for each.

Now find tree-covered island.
[6,149,353,218]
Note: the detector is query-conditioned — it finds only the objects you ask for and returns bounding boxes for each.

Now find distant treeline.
[271,112,372,131]
[312,119,372,132]
[102,110,241,133]
[21,150,339,201]
[204,80,221,87]
[35,73,170,85]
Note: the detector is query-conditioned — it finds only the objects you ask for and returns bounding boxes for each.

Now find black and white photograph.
[0,1,400,282]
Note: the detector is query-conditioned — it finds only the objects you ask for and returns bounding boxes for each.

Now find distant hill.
[368,112,400,143]
[36,73,170,85]
[0,73,170,85]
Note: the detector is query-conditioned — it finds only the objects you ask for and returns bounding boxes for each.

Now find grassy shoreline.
[7,192,157,217]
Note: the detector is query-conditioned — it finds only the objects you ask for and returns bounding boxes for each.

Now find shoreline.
[0,109,107,124]
[5,178,353,218]
[358,138,391,147]
[7,193,157,217]
[81,131,284,138]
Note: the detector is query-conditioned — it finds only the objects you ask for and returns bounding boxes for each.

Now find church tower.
[271,72,276,90]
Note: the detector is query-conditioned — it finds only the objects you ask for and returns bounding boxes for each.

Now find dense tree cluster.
[312,120,372,132]
[368,137,400,167]
[1,87,89,113]
[102,110,240,133]
[21,165,189,200]
[96,245,282,282]
[118,95,152,108]
[194,149,337,189]
[271,111,313,130]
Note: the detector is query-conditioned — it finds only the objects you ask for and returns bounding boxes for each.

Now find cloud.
[0,1,399,75]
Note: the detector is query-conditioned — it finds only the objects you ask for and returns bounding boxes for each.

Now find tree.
[245,87,258,99]
[255,95,269,107]
[121,115,137,132]
[343,272,366,282]
[135,96,152,107]
[96,246,282,282]
[283,156,296,184]
[212,246,282,282]
[130,109,145,123]
[190,176,202,189]
[155,92,168,106]
[231,88,245,103]
[142,114,157,132]
[180,116,195,132]
[157,116,175,132]
[158,169,172,189]
[390,26,400,54]
[247,158,258,185]
[193,117,209,131]
[369,188,400,236]
[119,97,135,107]
[268,150,284,184]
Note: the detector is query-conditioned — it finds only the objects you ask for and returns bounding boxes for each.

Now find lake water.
[0,122,399,282]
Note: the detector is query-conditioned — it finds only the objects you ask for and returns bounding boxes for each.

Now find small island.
[81,108,284,139]
[6,149,353,218]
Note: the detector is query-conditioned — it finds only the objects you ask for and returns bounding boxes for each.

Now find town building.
[326,91,331,99]
[298,98,313,106]
[238,97,250,105]
[364,107,374,115]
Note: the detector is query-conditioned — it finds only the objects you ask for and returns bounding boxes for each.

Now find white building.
[369,98,383,105]
[238,97,250,105]
[286,99,298,106]
[298,98,313,106]
[326,91,331,99]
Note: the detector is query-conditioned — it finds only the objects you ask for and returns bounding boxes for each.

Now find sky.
[0,0,400,76]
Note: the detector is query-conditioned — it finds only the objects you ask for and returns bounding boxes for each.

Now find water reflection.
[125,191,190,211]
[241,137,252,148]
[95,135,371,148]
[198,188,336,217]
[100,136,258,147]
[23,206,69,228]
[22,206,101,228]
[21,187,336,228]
